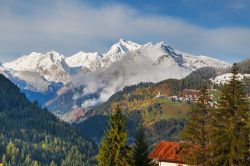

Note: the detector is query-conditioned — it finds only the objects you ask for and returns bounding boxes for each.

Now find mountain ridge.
[1,39,231,121]
[3,39,230,81]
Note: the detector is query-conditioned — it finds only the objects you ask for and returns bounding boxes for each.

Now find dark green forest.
[0,74,97,166]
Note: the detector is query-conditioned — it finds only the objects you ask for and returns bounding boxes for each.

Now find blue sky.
[0,0,250,63]
[85,0,250,27]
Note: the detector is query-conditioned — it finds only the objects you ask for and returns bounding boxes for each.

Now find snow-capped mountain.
[2,39,231,121]
[3,40,229,88]
[4,51,71,83]
[176,50,229,69]
[100,39,142,68]
[43,41,230,121]
[65,51,102,71]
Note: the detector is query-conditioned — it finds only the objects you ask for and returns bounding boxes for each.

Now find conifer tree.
[32,160,39,166]
[97,106,131,166]
[2,154,6,165]
[210,63,249,165]
[61,146,85,166]
[50,160,57,166]
[132,127,153,166]
[23,155,32,166]
[182,86,212,165]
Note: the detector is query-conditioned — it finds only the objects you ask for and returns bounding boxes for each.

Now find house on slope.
[149,141,190,166]
[180,89,199,101]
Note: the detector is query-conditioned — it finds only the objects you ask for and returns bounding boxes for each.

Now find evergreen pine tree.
[61,146,85,166]
[23,155,32,166]
[97,106,131,166]
[32,160,39,166]
[50,160,57,166]
[182,86,212,165]
[210,63,249,165]
[132,127,153,166]
[2,154,6,165]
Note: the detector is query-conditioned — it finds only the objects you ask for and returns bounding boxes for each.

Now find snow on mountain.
[175,50,230,69]
[11,71,53,92]
[125,42,185,66]
[120,41,230,70]
[3,39,230,88]
[100,39,142,68]
[211,73,250,85]
[1,39,232,122]
[4,51,71,84]
[45,41,231,122]
[65,51,102,71]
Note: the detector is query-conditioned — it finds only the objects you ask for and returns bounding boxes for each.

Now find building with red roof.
[149,141,189,166]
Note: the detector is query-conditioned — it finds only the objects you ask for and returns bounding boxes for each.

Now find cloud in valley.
[69,52,191,108]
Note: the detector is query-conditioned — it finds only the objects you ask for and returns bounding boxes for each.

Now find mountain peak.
[107,39,141,54]
[155,42,175,53]
[45,50,64,62]
[3,51,70,83]
[101,39,142,68]
[15,50,64,62]
[118,38,126,43]
[46,50,61,56]
[65,51,102,70]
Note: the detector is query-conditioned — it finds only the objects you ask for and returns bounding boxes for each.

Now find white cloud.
[70,51,191,107]
[81,98,99,108]
[0,0,250,62]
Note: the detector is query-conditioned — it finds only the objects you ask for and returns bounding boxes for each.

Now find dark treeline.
[75,112,186,145]
[0,74,97,166]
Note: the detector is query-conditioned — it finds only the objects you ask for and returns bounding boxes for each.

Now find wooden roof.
[149,141,184,163]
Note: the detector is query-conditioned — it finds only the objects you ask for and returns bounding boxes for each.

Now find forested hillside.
[74,67,217,143]
[90,67,220,114]
[0,74,97,165]
[74,67,230,145]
